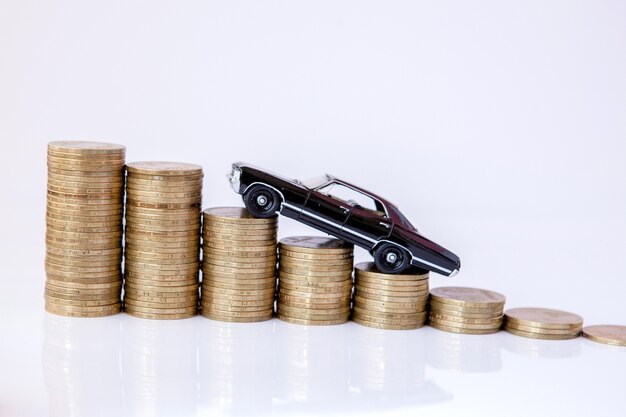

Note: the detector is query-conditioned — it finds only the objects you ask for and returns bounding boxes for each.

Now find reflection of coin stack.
[42,314,123,416]
[200,207,277,322]
[45,141,125,317]
[123,162,203,319]
[352,262,429,330]
[504,307,582,340]
[350,326,427,394]
[198,320,274,414]
[428,287,505,334]
[120,319,197,416]
[277,237,353,325]
[273,324,349,404]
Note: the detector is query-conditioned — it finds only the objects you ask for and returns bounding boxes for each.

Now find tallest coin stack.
[45,141,126,317]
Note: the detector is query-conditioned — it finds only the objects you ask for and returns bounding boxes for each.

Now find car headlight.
[228,166,242,193]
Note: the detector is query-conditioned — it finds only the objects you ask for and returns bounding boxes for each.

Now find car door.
[343,204,393,248]
[300,187,351,235]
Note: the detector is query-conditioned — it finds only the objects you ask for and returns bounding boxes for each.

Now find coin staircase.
[43,141,626,346]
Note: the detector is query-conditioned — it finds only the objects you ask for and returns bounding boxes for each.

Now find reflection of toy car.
[228,162,460,276]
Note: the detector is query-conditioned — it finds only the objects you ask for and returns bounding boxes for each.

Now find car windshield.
[302,176,331,189]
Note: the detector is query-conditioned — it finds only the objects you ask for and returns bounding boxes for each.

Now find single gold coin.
[127,171,203,182]
[354,289,428,304]
[198,306,273,318]
[427,306,504,319]
[429,321,501,335]
[352,316,425,330]
[504,323,581,335]
[201,285,275,297]
[200,310,273,323]
[277,287,349,300]
[278,282,351,295]
[430,287,506,308]
[203,207,277,222]
[277,292,349,305]
[582,325,626,347]
[278,259,353,272]
[44,294,121,307]
[200,301,272,313]
[279,236,353,253]
[126,200,201,210]
[504,307,583,329]
[124,281,198,293]
[126,161,203,176]
[124,297,197,309]
[352,306,427,320]
[278,265,351,278]
[429,312,503,326]
[277,306,350,321]
[206,258,275,269]
[504,326,580,340]
[356,279,429,292]
[355,262,429,279]
[203,280,276,291]
[126,176,203,186]
[277,314,347,326]
[48,140,125,154]
[278,276,352,288]
[280,250,354,261]
[279,256,353,267]
[428,315,502,330]
[124,309,197,320]
[123,303,198,315]
[45,303,121,318]
[278,270,349,283]
[355,273,428,287]
[428,299,504,314]
[124,270,198,281]
[353,295,425,310]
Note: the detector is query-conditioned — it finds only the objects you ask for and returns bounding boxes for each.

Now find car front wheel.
[373,243,411,274]
[243,185,281,218]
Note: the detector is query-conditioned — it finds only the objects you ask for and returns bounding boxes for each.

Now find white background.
[1,1,625,416]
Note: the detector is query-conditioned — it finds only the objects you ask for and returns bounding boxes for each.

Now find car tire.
[243,185,282,218]
[373,243,411,274]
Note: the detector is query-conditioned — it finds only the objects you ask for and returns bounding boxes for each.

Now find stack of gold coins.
[504,307,583,340]
[123,162,203,320]
[352,262,429,330]
[45,141,125,317]
[276,236,353,326]
[428,287,505,334]
[200,207,277,322]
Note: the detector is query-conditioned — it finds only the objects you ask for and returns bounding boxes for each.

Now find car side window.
[316,183,384,215]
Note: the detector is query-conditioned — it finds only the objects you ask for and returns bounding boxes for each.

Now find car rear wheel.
[243,185,281,218]
[373,243,410,274]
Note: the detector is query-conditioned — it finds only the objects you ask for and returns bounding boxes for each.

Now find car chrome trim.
[449,269,459,277]
[410,256,452,274]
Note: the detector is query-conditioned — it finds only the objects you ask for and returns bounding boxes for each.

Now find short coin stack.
[504,307,583,340]
[200,207,277,322]
[123,162,203,320]
[277,236,353,326]
[352,262,429,330]
[428,287,505,334]
[45,141,125,317]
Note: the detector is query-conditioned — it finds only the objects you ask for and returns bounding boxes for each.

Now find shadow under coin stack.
[428,287,505,334]
[123,162,203,320]
[504,307,582,340]
[352,262,429,330]
[277,236,353,326]
[45,141,125,317]
[200,207,278,322]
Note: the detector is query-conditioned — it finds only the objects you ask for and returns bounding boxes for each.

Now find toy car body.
[228,162,460,276]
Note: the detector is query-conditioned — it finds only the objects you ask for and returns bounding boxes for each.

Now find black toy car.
[228,162,460,276]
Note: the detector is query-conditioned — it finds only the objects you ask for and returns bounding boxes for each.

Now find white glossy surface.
[2,0,626,416]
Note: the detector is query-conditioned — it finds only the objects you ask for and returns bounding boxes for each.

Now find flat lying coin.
[582,325,626,347]
[430,287,506,308]
[504,307,583,329]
